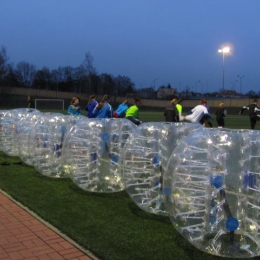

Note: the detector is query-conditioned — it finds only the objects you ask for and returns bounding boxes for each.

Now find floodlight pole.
[237,75,245,94]
[218,47,230,95]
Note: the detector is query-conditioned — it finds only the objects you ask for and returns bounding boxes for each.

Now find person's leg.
[250,119,256,130]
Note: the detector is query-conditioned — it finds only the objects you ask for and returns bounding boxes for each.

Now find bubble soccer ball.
[0,108,40,156]
[121,122,202,215]
[28,113,77,177]
[16,111,42,165]
[163,127,260,258]
[61,118,137,193]
[0,110,9,151]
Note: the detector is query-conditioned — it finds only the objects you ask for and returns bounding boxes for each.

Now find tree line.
[0,46,136,96]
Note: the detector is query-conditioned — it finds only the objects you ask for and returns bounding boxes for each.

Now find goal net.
[35,99,65,111]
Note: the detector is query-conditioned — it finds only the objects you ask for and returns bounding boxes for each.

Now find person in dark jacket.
[239,99,260,129]
[164,99,178,122]
[215,102,225,128]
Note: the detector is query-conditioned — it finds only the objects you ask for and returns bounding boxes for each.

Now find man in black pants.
[239,99,260,129]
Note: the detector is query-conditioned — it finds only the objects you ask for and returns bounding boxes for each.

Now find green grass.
[0,112,258,260]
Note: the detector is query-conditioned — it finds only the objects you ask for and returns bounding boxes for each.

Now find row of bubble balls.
[1,108,260,258]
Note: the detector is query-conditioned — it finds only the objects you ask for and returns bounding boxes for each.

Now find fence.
[0,86,254,110]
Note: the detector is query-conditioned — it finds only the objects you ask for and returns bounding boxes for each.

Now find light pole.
[152,78,158,91]
[237,75,244,94]
[218,46,230,94]
[230,80,238,91]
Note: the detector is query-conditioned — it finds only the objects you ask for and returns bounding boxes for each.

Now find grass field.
[0,111,259,260]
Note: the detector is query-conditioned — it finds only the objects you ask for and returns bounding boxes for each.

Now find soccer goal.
[35,99,65,111]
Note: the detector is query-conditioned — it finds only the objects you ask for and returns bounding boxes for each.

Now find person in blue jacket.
[113,99,129,118]
[86,95,98,118]
[92,94,113,118]
[67,97,81,116]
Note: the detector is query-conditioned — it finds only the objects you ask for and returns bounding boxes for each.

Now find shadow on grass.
[127,200,171,224]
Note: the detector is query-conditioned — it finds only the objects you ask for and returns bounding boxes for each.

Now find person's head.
[71,97,80,105]
[201,99,207,106]
[123,99,129,104]
[253,99,258,104]
[219,103,224,108]
[134,98,141,106]
[102,94,110,102]
[88,95,95,104]
[171,98,177,105]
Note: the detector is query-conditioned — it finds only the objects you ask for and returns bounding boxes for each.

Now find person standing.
[205,101,213,128]
[164,99,178,122]
[86,95,98,118]
[176,100,183,122]
[180,99,210,125]
[125,98,142,125]
[113,99,129,118]
[67,97,81,116]
[239,99,260,129]
[27,95,34,109]
[215,103,225,128]
[92,94,113,118]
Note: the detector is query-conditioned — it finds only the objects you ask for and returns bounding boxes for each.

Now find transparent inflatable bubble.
[121,122,202,215]
[0,110,9,151]
[62,118,137,193]
[28,113,76,177]
[0,108,40,156]
[164,128,260,258]
[16,111,42,165]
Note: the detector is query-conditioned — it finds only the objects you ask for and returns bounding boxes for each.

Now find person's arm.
[67,105,73,115]
[239,105,249,115]
[92,104,100,117]
[254,106,260,112]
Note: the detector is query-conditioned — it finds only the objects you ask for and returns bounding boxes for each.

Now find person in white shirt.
[180,99,210,125]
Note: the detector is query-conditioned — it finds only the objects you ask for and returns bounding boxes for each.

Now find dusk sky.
[1,0,260,94]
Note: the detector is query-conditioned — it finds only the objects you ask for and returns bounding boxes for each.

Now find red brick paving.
[0,191,97,260]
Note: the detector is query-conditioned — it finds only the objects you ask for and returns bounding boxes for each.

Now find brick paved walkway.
[0,190,98,260]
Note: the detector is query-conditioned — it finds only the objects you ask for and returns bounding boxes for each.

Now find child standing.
[67,97,81,116]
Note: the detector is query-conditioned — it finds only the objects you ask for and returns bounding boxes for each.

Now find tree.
[82,52,96,75]
[5,64,19,88]
[15,61,36,87]
[33,66,52,90]
[247,90,258,98]
[114,75,135,95]
[0,46,9,85]
[99,73,115,94]
[81,52,97,93]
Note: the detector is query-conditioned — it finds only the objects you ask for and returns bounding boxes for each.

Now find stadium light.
[218,46,230,94]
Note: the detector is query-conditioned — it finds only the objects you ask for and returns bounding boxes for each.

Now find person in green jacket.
[125,98,142,125]
[176,99,183,122]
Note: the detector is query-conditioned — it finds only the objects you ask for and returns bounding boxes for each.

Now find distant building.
[136,87,155,99]
[157,86,177,99]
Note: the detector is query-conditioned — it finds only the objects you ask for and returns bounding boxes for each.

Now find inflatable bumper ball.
[16,111,42,165]
[0,110,8,152]
[28,113,75,177]
[0,108,40,156]
[164,128,260,258]
[121,122,202,215]
[62,118,136,193]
